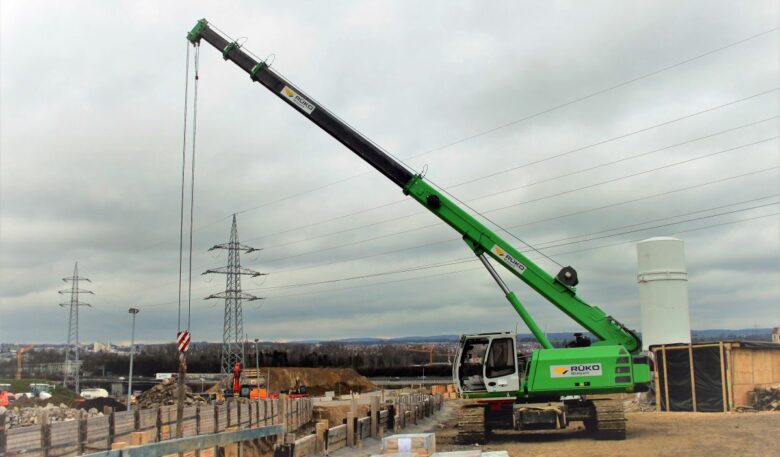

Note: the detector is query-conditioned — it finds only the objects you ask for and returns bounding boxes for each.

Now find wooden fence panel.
[48,420,80,457]
[293,434,316,457]
[83,416,110,452]
[327,424,347,452]
[112,411,135,444]
[137,408,158,438]
[357,417,370,440]
[5,424,43,457]
[216,404,228,432]
[228,402,239,428]
[239,403,250,429]
[199,405,216,435]
[158,406,177,441]
[181,406,198,437]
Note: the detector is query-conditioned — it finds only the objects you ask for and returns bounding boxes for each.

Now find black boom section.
[195,25,415,189]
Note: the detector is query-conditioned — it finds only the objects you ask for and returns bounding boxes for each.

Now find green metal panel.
[526,346,647,395]
[462,347,650,399]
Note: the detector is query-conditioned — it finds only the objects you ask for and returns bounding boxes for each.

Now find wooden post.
[40,411,50,457]
[176,353,187,439]
[725,343,735,411]
[350,395,357,418]
[653,349,661,412]
[688,344,697,412]
[279,395,287,428]
[661,344,670,413]
[346,412,355,448]
[719,341,728,412]
[278,395,287,444]
[0,411,6,456]
[315,420,328,454]
[661,345,670,412]
[78,410,87,455]
[370,396,379,438]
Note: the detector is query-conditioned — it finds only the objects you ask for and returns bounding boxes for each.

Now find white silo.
[636,237,691,350]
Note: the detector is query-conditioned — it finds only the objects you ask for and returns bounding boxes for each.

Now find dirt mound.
[78,397,125,411]
[247,367,375,396]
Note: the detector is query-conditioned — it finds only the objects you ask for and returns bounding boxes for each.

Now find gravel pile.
[137,379,207,408]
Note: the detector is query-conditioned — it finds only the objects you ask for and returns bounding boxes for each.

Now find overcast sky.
[1,1,778,345]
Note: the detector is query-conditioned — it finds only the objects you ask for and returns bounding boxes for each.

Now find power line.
[243,93,778,246]
[219,26,779,222]
[122,166,777,310]
[242,196,778,293]
[448,89,778,189]
[257,166,778,276]
[254,137,778,265]
[257,212,780,301]
[253,115,777,255]
[532,195,779,247]
[404,28,780,160]
[535,201,779,250]
[116,207,779,311]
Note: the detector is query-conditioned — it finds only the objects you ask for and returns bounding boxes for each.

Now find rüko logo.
[550,363,603,378]
[280,86,316,115]
[491,245,527,275]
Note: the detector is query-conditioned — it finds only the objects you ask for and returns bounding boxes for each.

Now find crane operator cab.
[454,332,521,395]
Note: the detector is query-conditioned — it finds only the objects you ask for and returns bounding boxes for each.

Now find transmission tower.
[203,214,265,387]
[58,262,93,392]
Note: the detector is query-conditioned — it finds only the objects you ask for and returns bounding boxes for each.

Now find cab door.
[483,336,520,393]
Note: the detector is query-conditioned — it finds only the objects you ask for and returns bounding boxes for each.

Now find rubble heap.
[0,403,103,429]
[136,379,207,409]
[753,387,780,411]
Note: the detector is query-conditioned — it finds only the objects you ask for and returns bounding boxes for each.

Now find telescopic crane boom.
[187,19,641,354]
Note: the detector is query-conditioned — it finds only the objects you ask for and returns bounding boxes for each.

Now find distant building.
[772,327,780,343]
[90,342,113,353]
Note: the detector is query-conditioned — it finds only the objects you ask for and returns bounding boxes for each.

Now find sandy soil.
[435,402,780,457]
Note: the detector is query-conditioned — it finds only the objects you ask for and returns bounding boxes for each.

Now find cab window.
[486,337,515,378]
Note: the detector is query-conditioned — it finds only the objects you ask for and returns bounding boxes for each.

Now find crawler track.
[586,399,626,440]
[457,403,486,444]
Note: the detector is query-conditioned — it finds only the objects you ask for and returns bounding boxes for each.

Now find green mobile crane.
[187,19,651,441]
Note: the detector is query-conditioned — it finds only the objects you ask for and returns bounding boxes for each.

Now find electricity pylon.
[203,214,265,388]
[58,262,93,392]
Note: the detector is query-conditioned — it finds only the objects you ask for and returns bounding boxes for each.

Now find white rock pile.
[0,403,104,429]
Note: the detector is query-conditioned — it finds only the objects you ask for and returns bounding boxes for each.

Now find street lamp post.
[126,307,140,411]
[254,339,260,389]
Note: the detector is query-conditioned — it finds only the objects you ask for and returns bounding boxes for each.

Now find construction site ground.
[322,399,780,457]
[428,400,780,457]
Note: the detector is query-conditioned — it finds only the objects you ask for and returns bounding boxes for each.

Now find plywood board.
[199,405,216,434]
[113,410,136,437]
[732,350,755,386]
[328,424,347,451]
[138,408,158,432]
[6,424,43,454]
[294,434,316,457]
[750,350,774,384]
[50,420,79,446]
[216,404,228,432]
[773,351,780,383]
